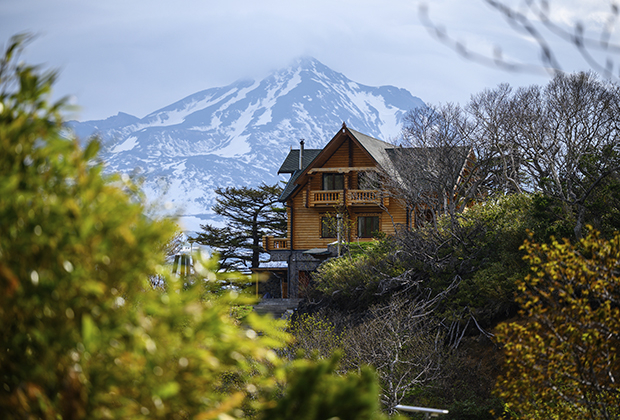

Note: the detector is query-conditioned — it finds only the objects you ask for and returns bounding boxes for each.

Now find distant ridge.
[68,57,426,231]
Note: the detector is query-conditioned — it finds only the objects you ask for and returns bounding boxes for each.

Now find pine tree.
[194,183,286,270]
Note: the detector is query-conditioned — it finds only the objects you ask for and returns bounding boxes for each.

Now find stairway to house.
[253,298,302,319]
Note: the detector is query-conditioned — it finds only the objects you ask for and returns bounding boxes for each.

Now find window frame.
[357,215,380,238]
[322,173,344,191]
[321,216,338,238]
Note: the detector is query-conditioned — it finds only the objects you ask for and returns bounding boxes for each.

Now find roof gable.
[298,124,391,173]
[278,123,394,201]
[277,124,474,202]
[279,124,391,201]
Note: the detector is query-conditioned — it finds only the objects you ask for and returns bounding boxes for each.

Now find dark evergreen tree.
[194,183,286,270]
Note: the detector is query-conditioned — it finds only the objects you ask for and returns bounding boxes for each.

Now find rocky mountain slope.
[68,57,425,231]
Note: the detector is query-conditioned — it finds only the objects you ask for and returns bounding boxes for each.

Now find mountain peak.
[288,56,340,78]
[69,59,425,231]
[293,56,323,70]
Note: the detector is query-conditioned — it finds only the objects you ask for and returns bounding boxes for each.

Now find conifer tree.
[194,184,286,270]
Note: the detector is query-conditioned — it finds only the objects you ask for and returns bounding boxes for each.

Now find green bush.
[287,312,344,361]
[0,35,389,420]
[311,238,404,308]
[260,355,393,420]
[0,35,288,419]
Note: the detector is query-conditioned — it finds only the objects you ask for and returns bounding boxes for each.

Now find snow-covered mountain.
[68,57,425,232]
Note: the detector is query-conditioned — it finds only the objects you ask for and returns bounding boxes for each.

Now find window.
[321,216,337,238]
[357,171,378,190]
[322,173,344,190]
[357,216,380,238]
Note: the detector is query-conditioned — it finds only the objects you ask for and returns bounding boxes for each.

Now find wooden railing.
[348,189,389,206]
[262,236,289,251]
[309,190,343,206]
[308,190,388,207]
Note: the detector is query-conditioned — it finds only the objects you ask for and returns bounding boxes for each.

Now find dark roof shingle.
[278,149,322,174]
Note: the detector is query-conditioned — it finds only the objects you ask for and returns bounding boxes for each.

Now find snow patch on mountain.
[255,109,272,126]
[214,134,251,158]
[111,136,139,153]
[68,57,425,232]
[217,81,260,111]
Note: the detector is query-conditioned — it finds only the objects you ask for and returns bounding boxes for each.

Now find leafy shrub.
[0,35,388,420]
[495,229,620,419]
[311,237,404,309]
[287,312,344,361]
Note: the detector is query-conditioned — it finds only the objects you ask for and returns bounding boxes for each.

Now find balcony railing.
[308,190,388,207]
[263,236,289,251]
[310,190,344,206]
[348,189,389,206]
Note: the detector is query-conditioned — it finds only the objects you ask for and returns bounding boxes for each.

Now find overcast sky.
[2,0,617,122]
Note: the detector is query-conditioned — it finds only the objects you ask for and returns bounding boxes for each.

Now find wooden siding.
[280,132,410,252]
[289,193,408,250]
[321,137,374,169]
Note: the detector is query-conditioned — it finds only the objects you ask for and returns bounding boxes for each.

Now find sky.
[2,0,618,122]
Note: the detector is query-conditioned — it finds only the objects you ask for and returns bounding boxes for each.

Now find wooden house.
[262,123,471,298]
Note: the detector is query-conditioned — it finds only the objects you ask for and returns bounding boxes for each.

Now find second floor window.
[357,171,378,190]
[323,173,344,190]
[358,216,380,238]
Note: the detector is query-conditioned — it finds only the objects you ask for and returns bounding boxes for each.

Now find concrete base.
[253,298,302,318]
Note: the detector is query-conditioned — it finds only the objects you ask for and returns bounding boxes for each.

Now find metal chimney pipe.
[299,139,305,170]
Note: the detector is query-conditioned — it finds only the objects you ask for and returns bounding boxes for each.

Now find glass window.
[322,173,344,190]
[357,171,377,190]
[357,216,380,238]
[321,216,337,238]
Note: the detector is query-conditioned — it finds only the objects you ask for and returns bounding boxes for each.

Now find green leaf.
[156,381,180,398]
[81,313,98,350]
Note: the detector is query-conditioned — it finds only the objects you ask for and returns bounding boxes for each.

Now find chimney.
[299,139,305,170]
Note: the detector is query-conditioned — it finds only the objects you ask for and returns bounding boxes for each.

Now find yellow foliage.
[495,229,620,419]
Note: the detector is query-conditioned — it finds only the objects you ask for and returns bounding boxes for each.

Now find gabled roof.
[277,123,473,202]
[279,169,304,202]
[279,124,391,202]
[346,128,394,169]
[278,148,322,202]
[278,149,322,174]
[385,146,472,191]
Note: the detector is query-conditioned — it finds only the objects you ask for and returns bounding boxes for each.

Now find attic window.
[322,173,344,190]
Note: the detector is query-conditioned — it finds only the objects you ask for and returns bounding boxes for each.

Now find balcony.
[308,190,389,207]
[348,190,389,206]
[310,190,344,206]
[263,236,289,251]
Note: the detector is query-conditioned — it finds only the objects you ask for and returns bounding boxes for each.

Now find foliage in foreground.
[495,229,620,419]
[0,35,387,420]
[261,354,392,420]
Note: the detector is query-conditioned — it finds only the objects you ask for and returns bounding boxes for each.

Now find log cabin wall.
[287,133,410,251]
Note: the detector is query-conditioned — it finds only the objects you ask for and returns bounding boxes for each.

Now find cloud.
[2,0,616,121]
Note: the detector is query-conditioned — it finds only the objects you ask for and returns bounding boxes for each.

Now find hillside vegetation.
[290,72,620,419]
